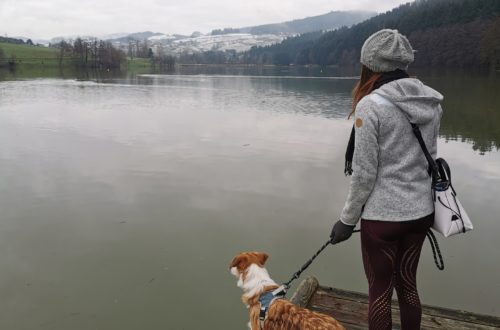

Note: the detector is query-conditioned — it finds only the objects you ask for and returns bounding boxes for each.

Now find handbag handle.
[436,158,456,195]
[436,158,450,181]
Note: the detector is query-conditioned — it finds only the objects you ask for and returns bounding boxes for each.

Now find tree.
[480,17,500,70]
[0,47,6,67]
[91,38,98,67]
[274,52,291,65]
[26,39,34,46]
[240,0,500,69]
[73,37,86,66]
[127,41,134,59]
[152,53,176,70]
[55,40,73,67]
[211,28,240,35]
[140,40,149,58]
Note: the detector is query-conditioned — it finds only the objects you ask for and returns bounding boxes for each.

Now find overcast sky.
[0,0,411,40]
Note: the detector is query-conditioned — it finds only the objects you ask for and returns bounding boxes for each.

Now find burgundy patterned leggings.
[361,213,433,330]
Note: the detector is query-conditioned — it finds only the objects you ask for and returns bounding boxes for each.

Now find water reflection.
[417,71,500,154]
[126,70,500,154]
[2,67,498,153]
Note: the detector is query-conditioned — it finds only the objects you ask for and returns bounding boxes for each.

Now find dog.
[230,251,345,330]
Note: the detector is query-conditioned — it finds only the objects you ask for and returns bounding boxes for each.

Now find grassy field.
[0,42,68,66]
[124,58,153,74]
[0,42,58,58]
[0,42,154,72]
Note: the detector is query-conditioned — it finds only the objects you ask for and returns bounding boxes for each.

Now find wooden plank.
[291,277,500,330]
[315,286,500,329]
[310,289,369,329]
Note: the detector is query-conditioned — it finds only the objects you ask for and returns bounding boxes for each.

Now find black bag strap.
[411,124,448,268]
[410,123,441,183]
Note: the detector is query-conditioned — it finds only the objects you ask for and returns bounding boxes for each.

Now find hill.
[239,10,376,35]
[0,36,26,45]
[99,10,375,56]
[110,31,165,43]
[243,0,500,69]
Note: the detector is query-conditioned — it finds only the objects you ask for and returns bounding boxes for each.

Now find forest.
[191,0,500,70]
[52,38,126,69]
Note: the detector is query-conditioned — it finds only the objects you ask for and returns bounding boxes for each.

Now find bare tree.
[56,40,72,67]
[73,38,85,66]
[141,39,149,58]
[128,41,134,59]
[0,47,6,67]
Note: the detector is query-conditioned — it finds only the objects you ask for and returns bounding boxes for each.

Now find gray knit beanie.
[360,29,414,72]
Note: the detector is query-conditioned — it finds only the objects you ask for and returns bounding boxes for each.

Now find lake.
[0,66,499,329]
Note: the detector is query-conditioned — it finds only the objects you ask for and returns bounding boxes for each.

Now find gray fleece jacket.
[340,78,443,225]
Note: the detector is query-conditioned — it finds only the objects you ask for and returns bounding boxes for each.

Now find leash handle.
[426,229,444,270]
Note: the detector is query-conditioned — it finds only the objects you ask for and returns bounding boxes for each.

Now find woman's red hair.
[350,66,383,118]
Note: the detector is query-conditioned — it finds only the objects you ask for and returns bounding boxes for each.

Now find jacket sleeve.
[339,102,380,226]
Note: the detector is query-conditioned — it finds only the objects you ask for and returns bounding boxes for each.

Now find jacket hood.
[372,78,443,124]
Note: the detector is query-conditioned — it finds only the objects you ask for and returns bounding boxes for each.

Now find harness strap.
[259,307,266,328]
[258,290,286,329]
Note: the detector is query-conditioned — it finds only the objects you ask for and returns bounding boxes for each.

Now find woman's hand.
[330,220,355,244]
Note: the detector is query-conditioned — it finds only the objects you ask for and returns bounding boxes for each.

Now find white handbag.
[411,124,473,237]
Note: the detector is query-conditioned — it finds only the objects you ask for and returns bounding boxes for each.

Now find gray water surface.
[0,70,499,329]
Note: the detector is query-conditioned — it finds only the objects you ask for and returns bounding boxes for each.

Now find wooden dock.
[290,276,500,330]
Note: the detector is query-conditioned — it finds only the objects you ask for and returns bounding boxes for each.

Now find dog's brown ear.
[256,252,268,266]
[229,254,248,271]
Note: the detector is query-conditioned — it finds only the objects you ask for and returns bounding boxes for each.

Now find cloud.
[0,0,411,39]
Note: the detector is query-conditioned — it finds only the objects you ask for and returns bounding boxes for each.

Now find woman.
[330,29,443,330]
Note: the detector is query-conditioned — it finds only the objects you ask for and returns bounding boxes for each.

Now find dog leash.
[275,229,362,295]
[276,228,443,295]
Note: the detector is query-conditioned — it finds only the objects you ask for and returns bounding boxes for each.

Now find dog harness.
[258,286,287,329]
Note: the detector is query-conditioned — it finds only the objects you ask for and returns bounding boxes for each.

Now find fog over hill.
[44,10,374,55]
[113,10,374,55]
[239,10,375,35]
